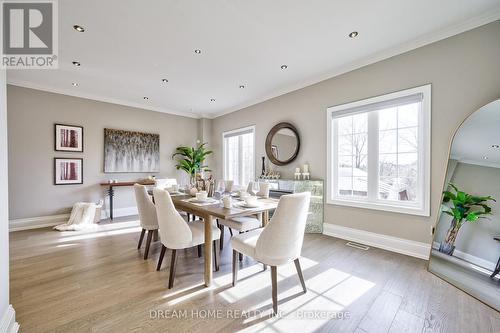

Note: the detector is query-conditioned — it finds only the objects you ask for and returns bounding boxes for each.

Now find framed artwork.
[104,128,160,173]
[55,124,84,152]
[54,158,83,185]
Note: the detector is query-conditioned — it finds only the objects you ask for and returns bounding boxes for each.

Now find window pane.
[353,177,368,197]
[398,127,418,153]
[379,130,397,153]
[379,107,397,130]
[224,129,254,186]
[398,153,418,179]
[379,154,397,177]
[338,177,353,196]
[398,103,419,127]
[352,113,367,133]
[352,134,368,155]
[338,135,353,155]
[338,155,353,174]
[337,117,352,135]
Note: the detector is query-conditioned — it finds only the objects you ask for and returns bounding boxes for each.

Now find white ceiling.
[7,0,500,118]
[452,99,500,168]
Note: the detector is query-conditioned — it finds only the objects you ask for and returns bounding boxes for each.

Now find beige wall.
[7,86,199,220]
[211,20,500,244]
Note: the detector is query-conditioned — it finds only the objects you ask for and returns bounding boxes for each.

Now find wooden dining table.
[163,193,279,287]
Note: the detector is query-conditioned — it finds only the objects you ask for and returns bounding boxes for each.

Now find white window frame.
[326,84,431,216]
[222,125,256,186]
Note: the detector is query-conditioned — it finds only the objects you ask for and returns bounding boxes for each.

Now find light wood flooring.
[9,217,500,333]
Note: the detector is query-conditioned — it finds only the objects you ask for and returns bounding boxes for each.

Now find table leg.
[108,186,115,220]
[491,256,500,278]
[204,215,213,287]
[263,210,269,226]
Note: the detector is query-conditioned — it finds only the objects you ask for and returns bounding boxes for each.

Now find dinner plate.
[190,198,216,204]
[238,202,262,208]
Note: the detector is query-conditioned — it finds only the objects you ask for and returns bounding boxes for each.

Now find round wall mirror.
[265,122,300,166]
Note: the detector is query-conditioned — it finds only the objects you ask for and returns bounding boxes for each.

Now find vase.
[438,218,460,255]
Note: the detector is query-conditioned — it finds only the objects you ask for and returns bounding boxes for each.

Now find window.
[223,126,255,186]
[327,85,431,216]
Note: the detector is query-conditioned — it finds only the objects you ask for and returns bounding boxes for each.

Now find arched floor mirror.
[429,99,500,310]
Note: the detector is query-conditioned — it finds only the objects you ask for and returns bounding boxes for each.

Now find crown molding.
[209,8,500,119]
[6,79,201,119]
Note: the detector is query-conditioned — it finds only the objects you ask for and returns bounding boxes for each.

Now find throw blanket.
[54,202,98,231]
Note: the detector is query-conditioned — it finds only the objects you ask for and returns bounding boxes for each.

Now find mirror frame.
[265,122,300,166]
[427,98,500,311]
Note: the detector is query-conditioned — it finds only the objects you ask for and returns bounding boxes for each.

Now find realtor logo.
[1,0,58,68]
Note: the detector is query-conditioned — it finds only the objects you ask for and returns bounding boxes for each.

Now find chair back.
[153,188,192,247]
[155,178,177,189]
[134,184,158,230]
[246,181,254,193]
[257,182,270,198]
[255,192,310,262]
[224,180,234,192]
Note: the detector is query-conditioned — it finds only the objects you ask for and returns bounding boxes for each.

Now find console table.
[100,180,155,220]
[258,179,324,233]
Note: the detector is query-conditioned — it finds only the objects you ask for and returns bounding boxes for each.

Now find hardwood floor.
[9,216,500,333]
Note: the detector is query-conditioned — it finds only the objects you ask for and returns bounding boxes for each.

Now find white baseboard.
[0,305,19,333]
[432,241,496,272]
[323,223,431,260]
[10,206,138,232]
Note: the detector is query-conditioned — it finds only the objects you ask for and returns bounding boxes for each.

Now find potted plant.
[439,183,495,255]
[172,142,213,186]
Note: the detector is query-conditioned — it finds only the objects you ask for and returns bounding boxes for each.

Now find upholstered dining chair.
[134,184,159,260]
[223,180,234,193]
[230,192,311,314]
[153,188,221,289]
[218,182,271,252]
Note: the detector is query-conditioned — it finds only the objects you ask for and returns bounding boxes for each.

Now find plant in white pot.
[439,183,495,255]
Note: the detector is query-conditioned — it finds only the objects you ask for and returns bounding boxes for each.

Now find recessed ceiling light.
[73,25,85,32]
[71,82,79,87]
[239,85,245,89]
[194,49,202,54]
[210,98,216,102]
[492,144,500,149]
[280,65,288,70]
[349,31,359,38]
[162,78,168,83]
[72,61,81,66]
[143,97,149,100]
[483,156,489,160]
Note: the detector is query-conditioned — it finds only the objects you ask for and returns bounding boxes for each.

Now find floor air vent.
[345,242,370,251]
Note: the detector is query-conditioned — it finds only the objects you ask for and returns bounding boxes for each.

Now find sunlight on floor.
[54,221,141,243]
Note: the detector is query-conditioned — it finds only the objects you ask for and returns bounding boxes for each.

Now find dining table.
[155,192,279,287]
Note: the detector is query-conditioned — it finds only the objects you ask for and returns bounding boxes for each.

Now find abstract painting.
[55,124,83,152]
[54,158,83,185]
[104,128,160,173]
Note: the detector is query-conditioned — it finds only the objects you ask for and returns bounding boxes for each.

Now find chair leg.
[263,264,268,271]
[229,228,233,237]
[153,229,159,242]
[137,229,146,249]
[168,249,177,289]
[197,245,202,258]
[219,225,224,251]
[157,245,167,271]
[271,266,278,314]
[213,240,220,271]
[238,231,243,261]
[294,258,307,293]
[232,250,238,286]
[144,230,153,260]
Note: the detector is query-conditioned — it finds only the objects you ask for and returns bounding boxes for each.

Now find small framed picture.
[55,124,83,152]
[54,158,83,185]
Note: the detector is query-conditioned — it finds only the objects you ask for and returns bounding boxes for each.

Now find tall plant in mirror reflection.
[439,183,495,255]
[172,143,213,185]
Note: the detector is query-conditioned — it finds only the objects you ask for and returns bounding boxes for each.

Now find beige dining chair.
[218,182,271,253]
[134,184,159,260]
[153,188,221,289]
[230,192,311,314]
